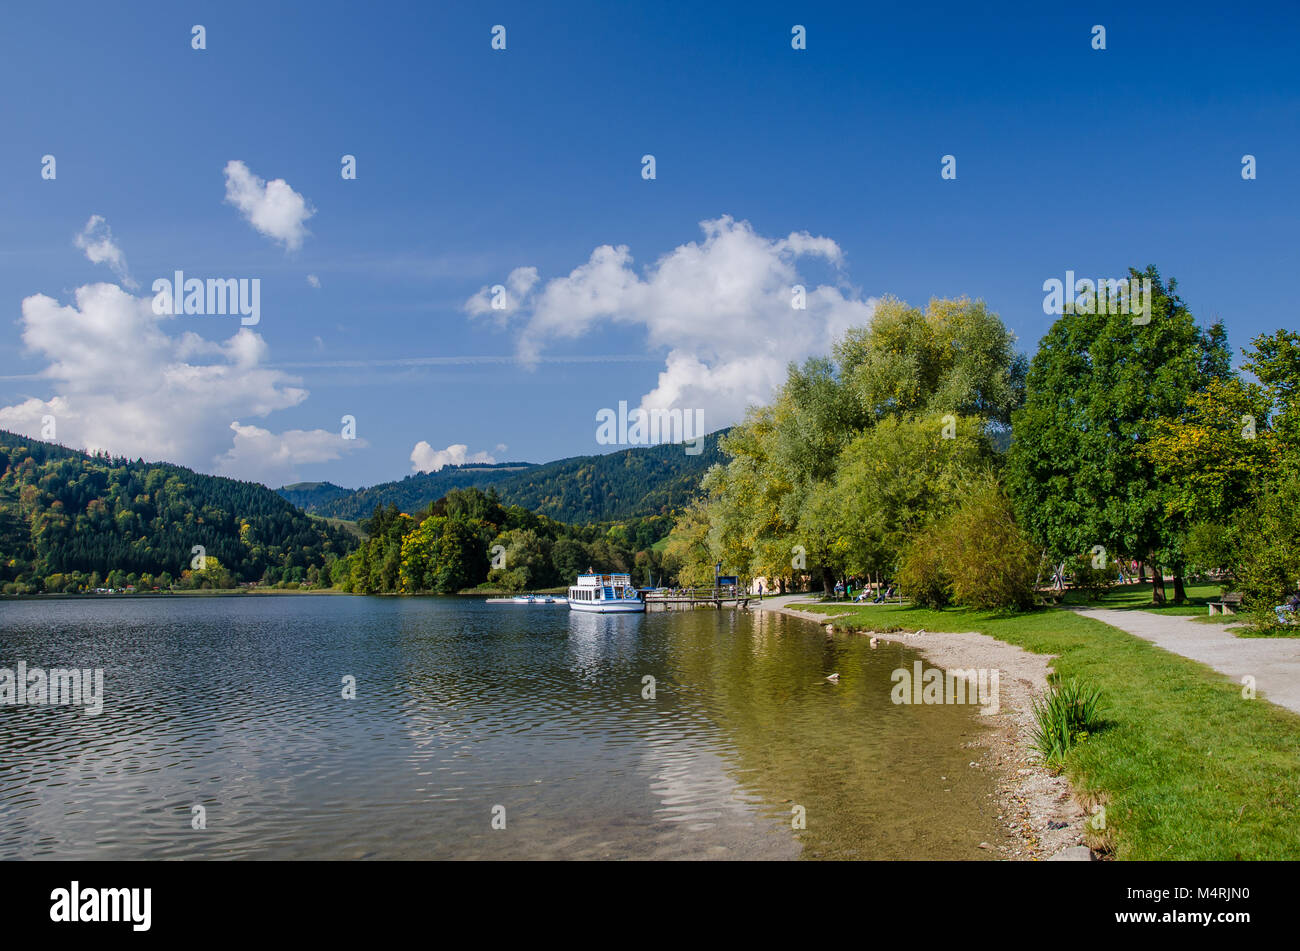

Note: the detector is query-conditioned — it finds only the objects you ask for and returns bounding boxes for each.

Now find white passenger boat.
[567,571,646,613]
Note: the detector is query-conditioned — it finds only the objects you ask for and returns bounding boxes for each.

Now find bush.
[1030,677,1105,767]
[898,535,951,608]
[1070,553,1116,601]
[1233,467,1300,630]
[937,480,1039,611]
[489,566,531,592]
[898,480,1039,611]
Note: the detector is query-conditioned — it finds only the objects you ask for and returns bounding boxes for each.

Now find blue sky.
[1,1,1296,488]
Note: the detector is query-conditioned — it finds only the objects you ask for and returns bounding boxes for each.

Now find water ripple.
[0,595,1010,859]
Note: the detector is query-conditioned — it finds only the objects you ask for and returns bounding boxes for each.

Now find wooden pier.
[644,584,752,610]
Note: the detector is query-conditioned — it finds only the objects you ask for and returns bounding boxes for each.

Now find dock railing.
[643,583,751,608]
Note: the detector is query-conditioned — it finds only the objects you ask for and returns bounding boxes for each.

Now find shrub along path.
[1071,607,1300,715]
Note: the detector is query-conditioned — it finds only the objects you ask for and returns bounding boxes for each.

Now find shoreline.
[2,588,349,600]
[4,587,564,601]
[757,594,1095,861]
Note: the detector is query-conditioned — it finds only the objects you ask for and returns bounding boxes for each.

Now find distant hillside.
[277,481,357,511]
[0,430,355,592]
[282,462,538,521]
[283,434,727,522]
[490,434,727,522]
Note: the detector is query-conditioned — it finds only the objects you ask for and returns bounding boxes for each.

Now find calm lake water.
[0,595,1012,860]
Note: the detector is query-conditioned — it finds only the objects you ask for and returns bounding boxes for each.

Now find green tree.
[399,516,442,592]
[434,518,486,593]
[662,501,717,587]
[829,413,994,581]
[1234,465,1300,627]
[1143,378,1279,528]
[487,528,553,591]
[834,296,1026,426]
[935,478,1038,611]
[1007,267,1230,602]
[551,537,590,583]
[664,297,1026,595]
[1242,330,1300,448]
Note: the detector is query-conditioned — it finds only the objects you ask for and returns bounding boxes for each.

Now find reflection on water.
[0,595,1012,859]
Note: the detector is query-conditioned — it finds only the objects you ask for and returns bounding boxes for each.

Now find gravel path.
[1071,608,1300,715]
[751,592,840,621]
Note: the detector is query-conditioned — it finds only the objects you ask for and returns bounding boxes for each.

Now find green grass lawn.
[1062,580,1295,634]
[800,599,1300,860]
[1059,580,1226,616]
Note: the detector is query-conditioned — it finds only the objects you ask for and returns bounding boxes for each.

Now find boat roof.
[573,572,632,584]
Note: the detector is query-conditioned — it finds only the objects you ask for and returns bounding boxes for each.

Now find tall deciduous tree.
[834,296,1027,427]
[829,414,994,580]
[666,297,1026,592]
[1007,267,1230,602]
[1242,330,1300,450]
[1143,378,1279,528]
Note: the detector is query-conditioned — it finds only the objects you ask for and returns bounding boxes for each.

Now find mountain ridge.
[276,433,729,523]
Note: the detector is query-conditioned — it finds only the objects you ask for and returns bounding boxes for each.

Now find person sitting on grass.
[1275,582,1300,625]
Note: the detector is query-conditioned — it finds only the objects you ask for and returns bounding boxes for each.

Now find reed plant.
[1029,676,1105,767]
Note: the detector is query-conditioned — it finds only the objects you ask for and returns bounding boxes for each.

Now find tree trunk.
[1173,573,1187,604]
[1137,561,1147,583]
[1151,566,1166,604]
[820,565,834,595]
[778,576,786,595]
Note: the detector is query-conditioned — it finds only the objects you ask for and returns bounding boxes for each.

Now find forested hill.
[275,481,355,511]
[282,433,727,523]
[489,433,727,522]
[0,430,355,593]
[279,462,538,520]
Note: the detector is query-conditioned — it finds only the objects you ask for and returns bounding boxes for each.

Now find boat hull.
[567,599,646,613]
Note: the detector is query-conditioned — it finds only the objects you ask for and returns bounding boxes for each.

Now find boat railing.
[577,573,633,587]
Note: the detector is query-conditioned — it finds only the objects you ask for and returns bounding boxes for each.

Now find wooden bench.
[1208,592,1244,616]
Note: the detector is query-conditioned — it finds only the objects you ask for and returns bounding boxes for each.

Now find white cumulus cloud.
[74,215,137,288]
[464,215,877,429]
[223,160,314,251]
[410,441,499,473]
[465,266,539,326]
[215,422,368,486]
[0,280,361,486]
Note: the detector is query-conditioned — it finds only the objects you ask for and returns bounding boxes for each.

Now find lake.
[0,595,1012,859]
